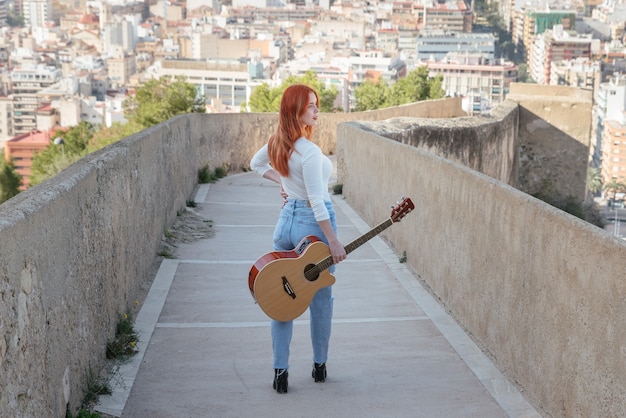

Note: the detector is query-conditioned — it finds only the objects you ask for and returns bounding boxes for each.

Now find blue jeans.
[271,199,336,370]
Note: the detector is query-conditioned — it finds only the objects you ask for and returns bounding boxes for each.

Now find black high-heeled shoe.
[312,363,326,382]
[273,368,288,393]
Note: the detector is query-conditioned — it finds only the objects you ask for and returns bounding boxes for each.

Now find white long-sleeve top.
[250,137,332,221]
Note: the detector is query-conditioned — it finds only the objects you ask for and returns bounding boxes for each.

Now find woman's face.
[301,91,319,127]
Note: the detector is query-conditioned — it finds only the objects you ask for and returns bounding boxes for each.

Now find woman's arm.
[318,219,346,265]
[251,144,287,203]
[263,169,288,203]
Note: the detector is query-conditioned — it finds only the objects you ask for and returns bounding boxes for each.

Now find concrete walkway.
[96,168,541,418]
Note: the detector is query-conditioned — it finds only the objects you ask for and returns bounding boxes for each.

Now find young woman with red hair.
[250,83,346,394]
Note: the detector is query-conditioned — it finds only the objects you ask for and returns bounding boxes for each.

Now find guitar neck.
[345,218,393,255]
[317,218,394,271]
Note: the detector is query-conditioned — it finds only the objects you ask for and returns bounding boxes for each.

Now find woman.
[250,84,346,394]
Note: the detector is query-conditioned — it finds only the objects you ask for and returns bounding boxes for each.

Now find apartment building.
[592,3,626,40]
[0,0,7,27]
[529,26,594,85]
[550,58,601,92]
[376,29,399,55]
[11,64,62,135]
[4,129,51,188]
[344,51,405,110]
[278,59,350,110]
[156,59,258,110]
[512,6,576,63]
[0,97,14,143]
[422,54,518,114]
[593,74,626,175]
[423,0,473,33]
[106,52,137,88]
[416,31,495,61]
[23,0,52,29]
[102,19,138,55]
[602,120,626,186]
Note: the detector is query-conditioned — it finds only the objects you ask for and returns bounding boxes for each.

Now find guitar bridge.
[282,276,296,299]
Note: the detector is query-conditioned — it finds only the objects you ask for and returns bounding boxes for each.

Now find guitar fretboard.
[308,218,394,277]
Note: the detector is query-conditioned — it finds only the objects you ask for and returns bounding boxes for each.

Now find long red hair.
[268,84,319,176]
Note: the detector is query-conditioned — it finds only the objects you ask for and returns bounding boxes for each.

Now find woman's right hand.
[328,239,346,264]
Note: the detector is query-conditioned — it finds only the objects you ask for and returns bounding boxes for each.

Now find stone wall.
[0,98,463,417]
[336,108,626,417]
[344,100,519,186]
[0,120,201,416]
[507,83,593,203]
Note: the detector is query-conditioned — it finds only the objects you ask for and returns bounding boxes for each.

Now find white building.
[529,25,595,85]
[421,53,517,114]
[11,64,62,135]
[592,74,626,171]
[277,58,350,111]
[0,97,14,144]
[102,17,138,55]
[416,31,495,61]
[155,59,261,111]
[23,0,52,29]
[0,0,7,27]
[550,58,601,92]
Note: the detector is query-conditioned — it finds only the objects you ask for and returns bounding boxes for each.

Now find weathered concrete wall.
[336,121,626,418]
[507,83,593,203]
[0,118,201,417]
[315,97,467,156]
[0,98,463,417]
[345,100,519,186]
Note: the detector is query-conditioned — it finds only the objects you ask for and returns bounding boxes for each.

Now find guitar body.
[249,236,336,322]
[248,197,414,321]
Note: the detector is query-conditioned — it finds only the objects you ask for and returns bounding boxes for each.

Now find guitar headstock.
[390,197,414,223]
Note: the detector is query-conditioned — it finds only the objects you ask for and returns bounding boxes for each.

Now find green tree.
[124,77,205,128]
[30,122,94,186]
[517,64,530,83]
[291,71,338,112]
[247,82,283,113]
[0,154,22,204]
[247,71,339,112]
[388,67,445,106]
[604,179,626,202]
[354,67,445,111]
[7,12,25,27]
[587,167,602,195]
[354,80,389,111]
[26,78,203,187]
[87,121,143,153]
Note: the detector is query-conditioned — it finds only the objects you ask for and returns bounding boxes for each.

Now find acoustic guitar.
[248,197,414,321]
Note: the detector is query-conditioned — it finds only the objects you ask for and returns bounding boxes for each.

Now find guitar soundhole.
[304,264,319,282]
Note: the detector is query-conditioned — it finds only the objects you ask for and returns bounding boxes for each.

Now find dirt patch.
[160,208,215,256]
